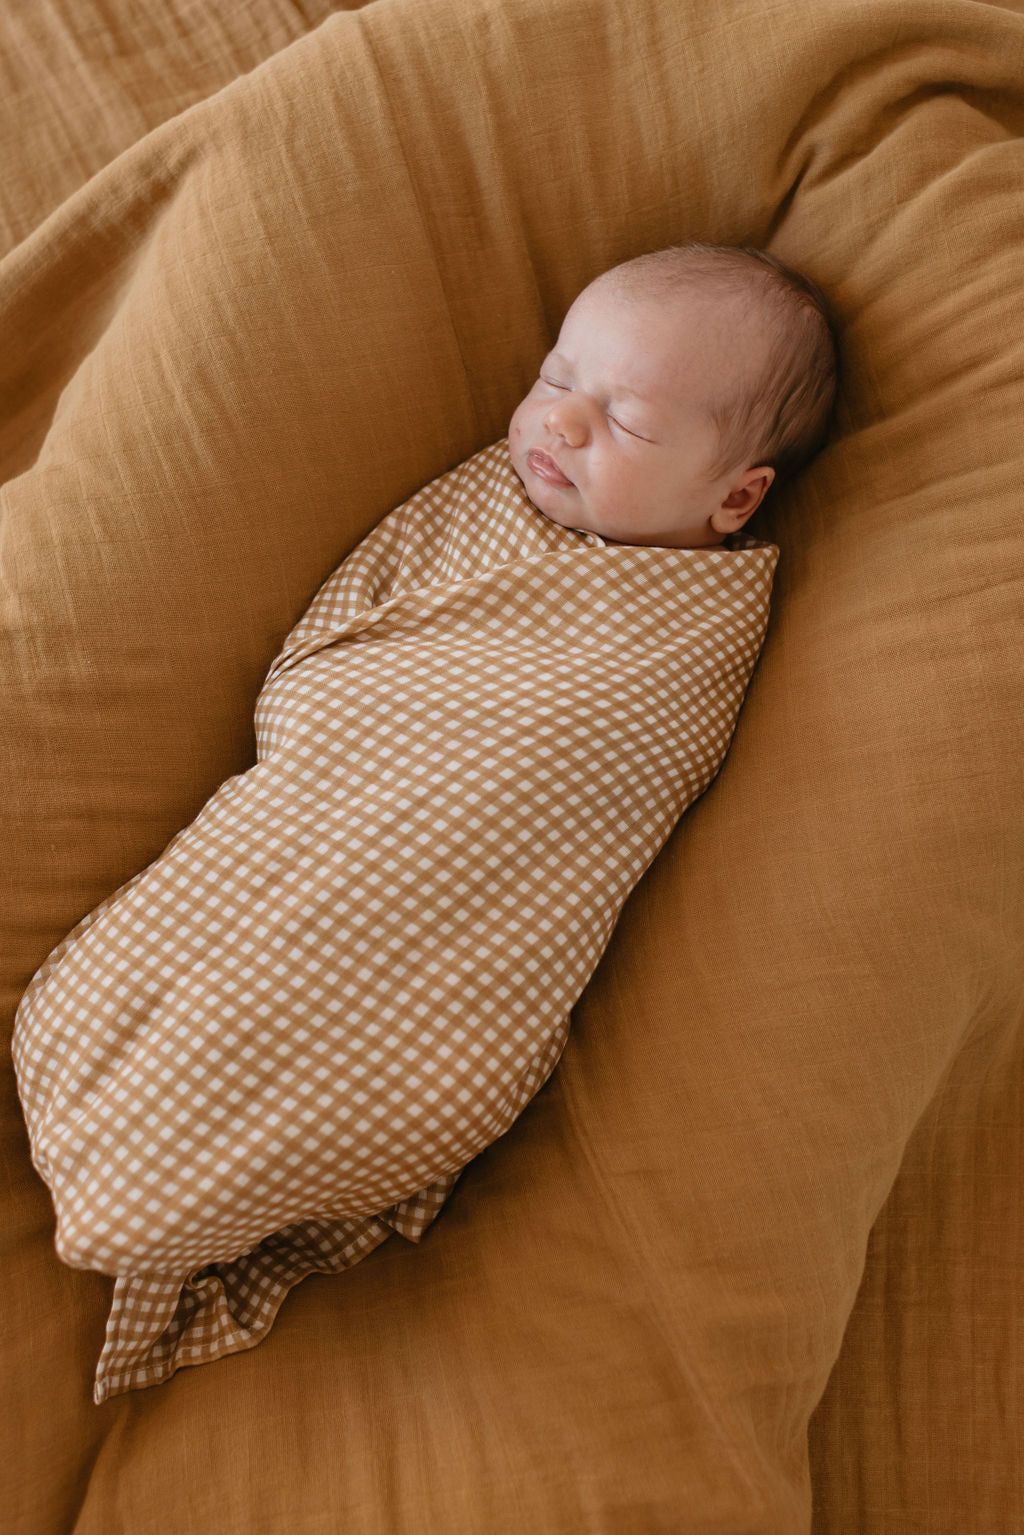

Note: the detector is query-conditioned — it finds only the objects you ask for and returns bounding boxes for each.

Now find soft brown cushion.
[3,0,1022,1528]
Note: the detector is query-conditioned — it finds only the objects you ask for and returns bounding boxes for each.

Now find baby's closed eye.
[537,370,653,442]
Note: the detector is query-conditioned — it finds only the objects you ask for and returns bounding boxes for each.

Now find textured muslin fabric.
[13,439,778,1401]
[2,0,1023,1529]
[0,0,371,258]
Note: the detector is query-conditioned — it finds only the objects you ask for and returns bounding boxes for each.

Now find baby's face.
[508,278,772,548]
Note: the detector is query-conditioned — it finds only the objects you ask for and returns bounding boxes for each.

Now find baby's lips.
[527,450,573,487]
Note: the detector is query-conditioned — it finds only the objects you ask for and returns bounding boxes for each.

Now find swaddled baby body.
[13,244,835,1402]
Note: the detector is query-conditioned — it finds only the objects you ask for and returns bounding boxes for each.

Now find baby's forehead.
[602,267,760,330]
[587,274,743,349]
[564,290,776,451]
[581,273,769,385]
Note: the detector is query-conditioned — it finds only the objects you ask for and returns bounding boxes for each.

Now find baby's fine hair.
[600,242,839,485]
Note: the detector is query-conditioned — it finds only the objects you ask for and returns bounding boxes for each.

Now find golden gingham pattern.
[12,440,778,1402]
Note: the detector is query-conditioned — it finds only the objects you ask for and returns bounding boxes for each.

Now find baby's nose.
[543,395,590,448]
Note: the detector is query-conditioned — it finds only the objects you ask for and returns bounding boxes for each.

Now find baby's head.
[508,243,838,549]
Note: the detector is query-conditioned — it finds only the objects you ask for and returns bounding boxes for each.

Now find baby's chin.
[517,479,592,533]
[511,455,584,523]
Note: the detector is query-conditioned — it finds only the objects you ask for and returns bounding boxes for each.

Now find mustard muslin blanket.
[13,439,778,1402]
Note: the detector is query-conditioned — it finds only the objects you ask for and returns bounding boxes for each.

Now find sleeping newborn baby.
[508,241,837,547]
[13,242,837,1404]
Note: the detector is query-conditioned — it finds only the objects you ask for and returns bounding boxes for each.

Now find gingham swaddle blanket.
[13,439,778,1402]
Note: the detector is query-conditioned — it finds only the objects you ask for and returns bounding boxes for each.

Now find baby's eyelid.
[537,378,649,438]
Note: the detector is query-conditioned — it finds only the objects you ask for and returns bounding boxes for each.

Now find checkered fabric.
[12,439,778,1403]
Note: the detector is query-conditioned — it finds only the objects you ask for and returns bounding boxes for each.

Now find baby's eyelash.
[610,417,647,440]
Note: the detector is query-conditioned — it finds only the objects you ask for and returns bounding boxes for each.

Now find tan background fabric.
[2,0,1022,1530]
[0,0,371,256]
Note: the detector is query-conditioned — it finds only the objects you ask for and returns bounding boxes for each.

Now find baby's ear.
[713,466,775,531]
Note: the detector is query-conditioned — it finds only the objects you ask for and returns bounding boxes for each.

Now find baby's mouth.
[526,450,573,488]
